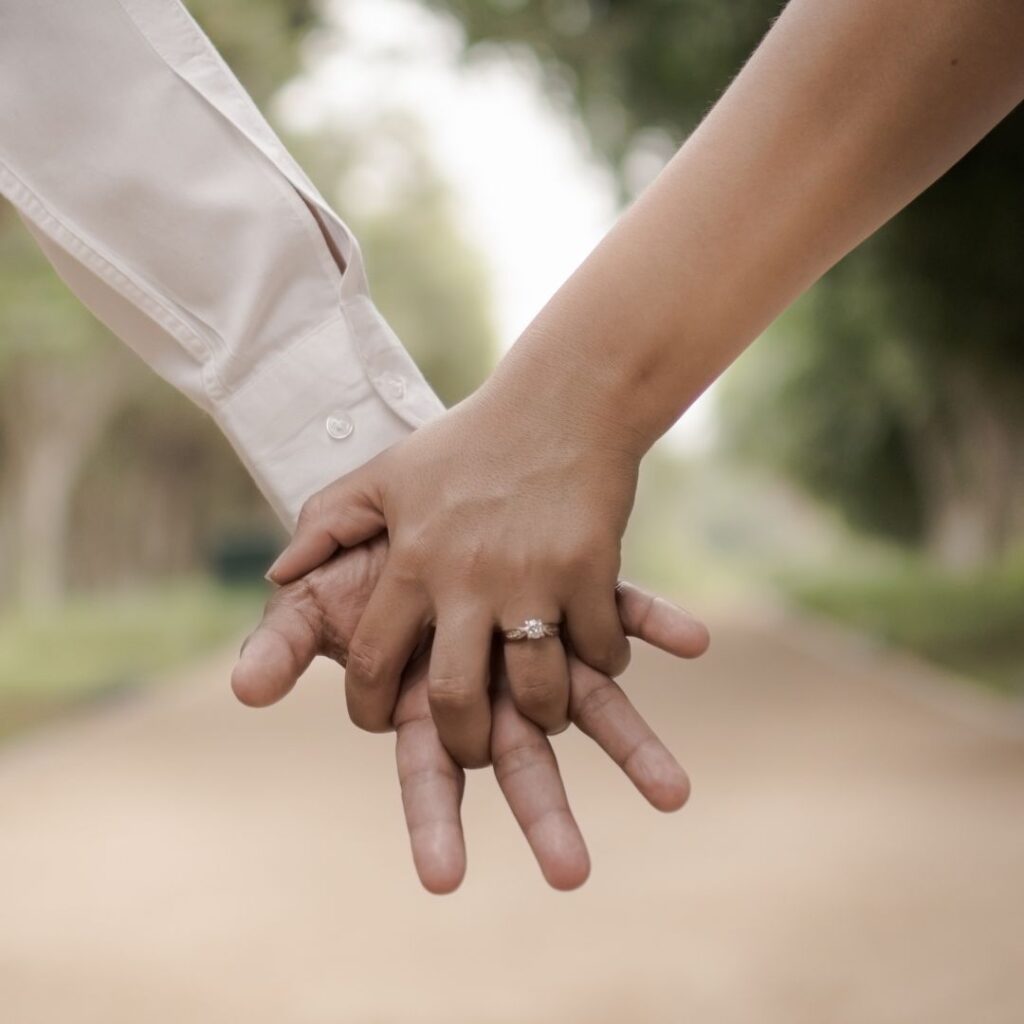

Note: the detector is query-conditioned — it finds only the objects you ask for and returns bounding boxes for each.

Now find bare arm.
[271,0,1024,766]
[496,0,1024,450]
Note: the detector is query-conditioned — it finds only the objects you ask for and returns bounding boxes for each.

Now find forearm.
[489,0,1024,453]
[0,0,443,529]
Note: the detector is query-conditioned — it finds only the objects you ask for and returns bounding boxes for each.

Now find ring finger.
[500,604,570,734]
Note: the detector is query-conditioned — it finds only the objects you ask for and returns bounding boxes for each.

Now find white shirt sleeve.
[0,0,445,529]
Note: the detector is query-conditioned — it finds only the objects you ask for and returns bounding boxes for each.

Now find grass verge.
[779,554,1024,696]
[0,579,267,740]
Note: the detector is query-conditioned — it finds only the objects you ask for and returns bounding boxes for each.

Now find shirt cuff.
[216,297,445,531]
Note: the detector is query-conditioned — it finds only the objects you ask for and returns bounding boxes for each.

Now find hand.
[234,541,709,891]
[266,384,644,767]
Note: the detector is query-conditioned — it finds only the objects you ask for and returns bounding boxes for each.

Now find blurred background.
[1,2,1022,1021]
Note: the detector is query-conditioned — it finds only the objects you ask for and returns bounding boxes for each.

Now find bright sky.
[277,0,714,449]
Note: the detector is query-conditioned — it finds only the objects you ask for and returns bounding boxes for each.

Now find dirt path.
[1,611,1022,1024]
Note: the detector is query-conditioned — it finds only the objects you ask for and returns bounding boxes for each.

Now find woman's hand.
[266,380,644,767]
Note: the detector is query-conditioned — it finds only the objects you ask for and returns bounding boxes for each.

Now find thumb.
[231,596,319,708]
[267,466,385,585]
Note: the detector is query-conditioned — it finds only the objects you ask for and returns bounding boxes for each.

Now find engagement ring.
[502,618,561,642]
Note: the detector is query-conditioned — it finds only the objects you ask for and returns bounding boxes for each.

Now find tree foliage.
[292,117,495,409]
[427,0,1024,563]
[427,0,771,175]
[723,106,1024,563]
[0,0,494,604]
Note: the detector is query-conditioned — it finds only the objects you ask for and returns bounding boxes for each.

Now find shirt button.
[377,372,406,400]
[325,412,354,440]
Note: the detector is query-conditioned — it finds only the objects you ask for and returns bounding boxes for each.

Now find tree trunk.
[904,360,1022,570]
[0,355,127,609]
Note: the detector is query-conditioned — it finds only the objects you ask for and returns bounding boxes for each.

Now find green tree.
[0,207,134,606]
[0,1,319,607]
[0,0,494,606]
[723,143,1024,566]
[426,0,1024,565]
[291,115,495,409]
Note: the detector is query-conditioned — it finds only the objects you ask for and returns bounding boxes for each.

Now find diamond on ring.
[502,618,561,642]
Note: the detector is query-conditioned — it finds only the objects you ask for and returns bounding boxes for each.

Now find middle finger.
[428,606,495,768]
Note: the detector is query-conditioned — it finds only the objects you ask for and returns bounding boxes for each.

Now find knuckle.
[455,745,492,771]
[346,698,393,734]
[346,638,388,687]
[458,535,489,578]
[258,585,322,653]
[296,490,325,530]
[561,536,618,580]
[428,673,478,714]
[388,546,427,589]
[585,636,631,676]
[610,641,632,675]
[275,575,319,618]
[511,672,561,710]
[499,546,532,580]
[493,738,547,781]
[563,542,597,575]
[573,678,621,730]
[393,533,431,577]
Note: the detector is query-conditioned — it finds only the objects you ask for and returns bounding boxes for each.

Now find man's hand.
[233,543,709,892]
[266,385,644,766]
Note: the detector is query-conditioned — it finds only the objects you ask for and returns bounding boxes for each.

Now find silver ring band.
[502,618,561,642]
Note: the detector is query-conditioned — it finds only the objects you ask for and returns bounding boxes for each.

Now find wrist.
[478,323,654,465]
